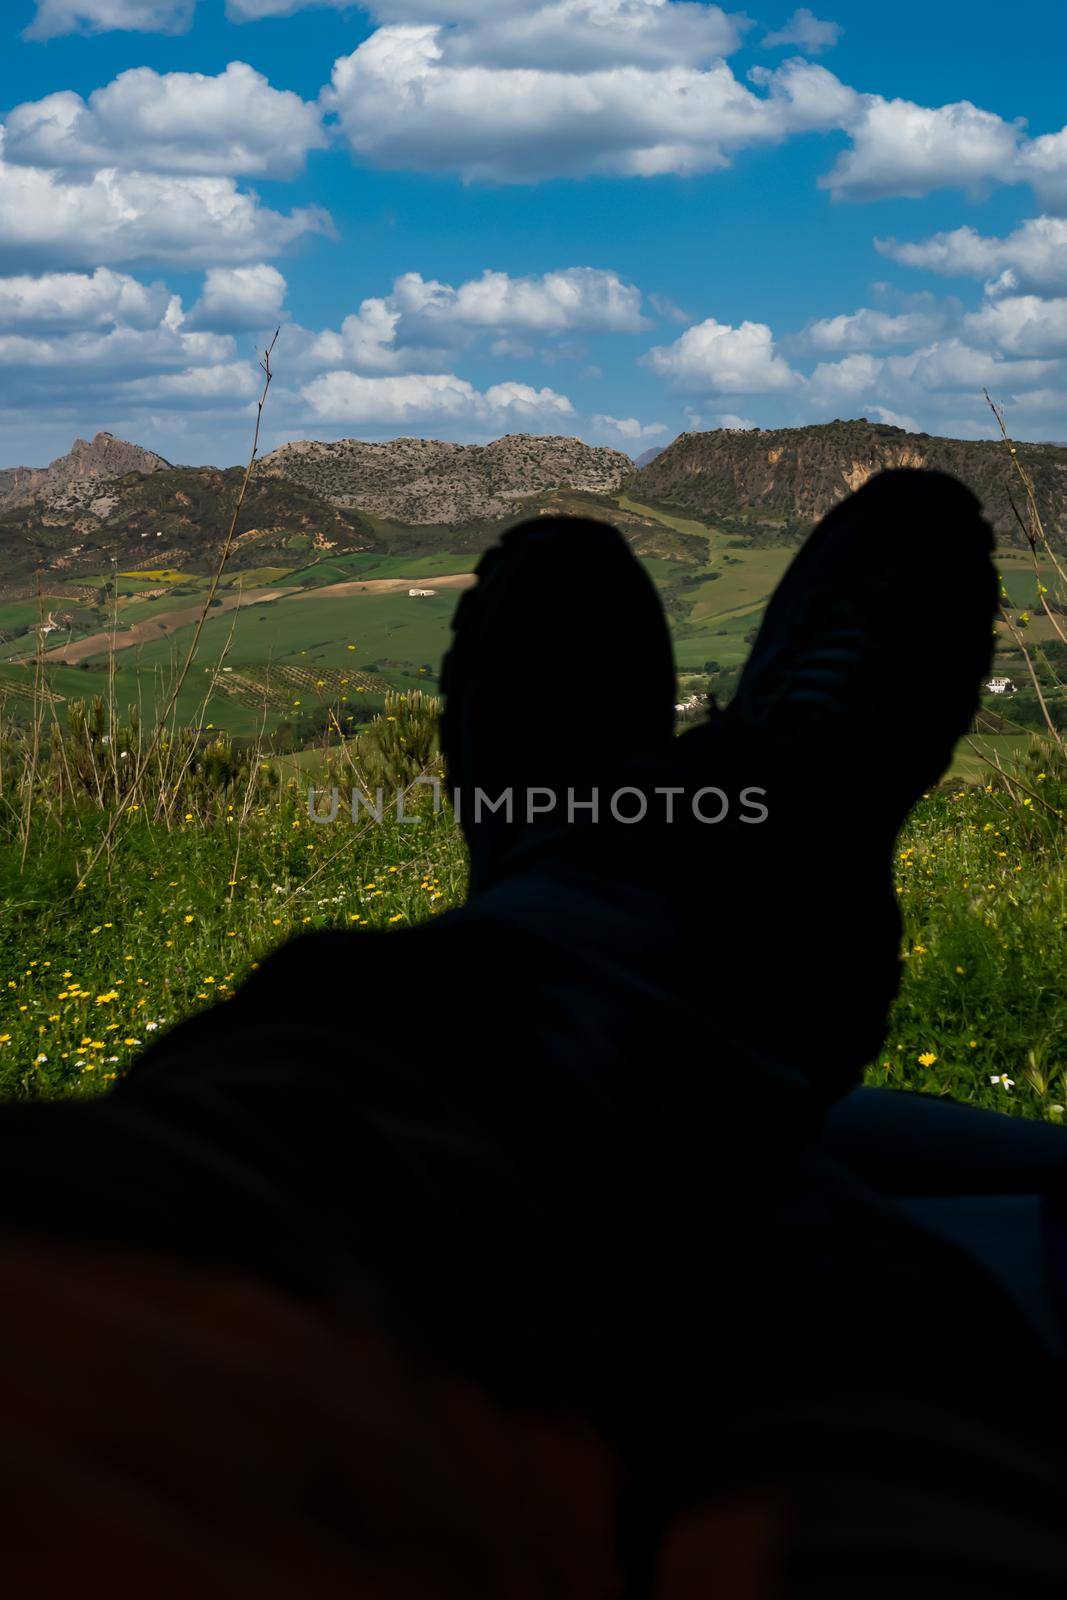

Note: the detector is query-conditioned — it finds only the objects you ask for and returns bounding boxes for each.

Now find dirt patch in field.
[294,573,476,600]
[43,587,296,664]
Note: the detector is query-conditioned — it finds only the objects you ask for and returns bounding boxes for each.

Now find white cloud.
[867,406,920,432]
[816,93,1067,209]
[762,8,841,54]
[324,26,857,183]
[878,217,1067,296]
[593,414,668,439]
[6,64,326,180]
[0,321,233,375]
[20,0,1067,225]
[808,351,883,401]
[117,362,261,406]
[0,265,276,437]
[644,317,800,393]
[434,267,647,332]
[806,338,1063,428]
[680,407,757,429]
[805,305,946,351]
[821,96,1025,202]
[1017,128,1067,213]
[24,0,193,39]
[300,301,413,374]
[0,268,169,332]
[0,132,331,270]
[416,0,746,71]
[963,295,1067,358]
[186,265,288,332]
[295,267,648,374]
[229,0,748,63]
[1004,386,1067,413]
[301,369,574,426]
[230,0,746,59]
[888,339,1056,394]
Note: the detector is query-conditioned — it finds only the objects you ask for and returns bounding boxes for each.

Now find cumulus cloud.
[867,406,921,432]
[416,0,746,71]
[1017,128,1067,212]
[712,412,757,429]
[888,339,1056,394]
[762,8,841,54]
[0,268,170,332]
[301,370,574,426]
[6,64,326,180]
[24,0,192,39]
[805,304,947,351]
[430,267,647,332]
[0,133,331,271]
[0,261,272,436]
[296,267,648,373]
[821,96,1025,202]
[20,0,1067,221]
[231,0,747,62]
[117,362,262,406]
[324,25,858,183]
[877,216,1067,296]
[0,320,233,376]
[807,351,883,402]
[185,265,288,332]
[1004,386,1067,413]
[805,337,1062,429]
[963,295,1067,358]
[317,8,1058,203]
[817,95,1067,207]
[593,414,668,439]
[643,317,800,393]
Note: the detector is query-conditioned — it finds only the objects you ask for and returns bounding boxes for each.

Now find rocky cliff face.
[635,420,1067,547]
[0,432,171,515]
[257,434,633,525]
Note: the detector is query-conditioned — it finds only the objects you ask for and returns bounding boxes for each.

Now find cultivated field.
[2,494,1058,750]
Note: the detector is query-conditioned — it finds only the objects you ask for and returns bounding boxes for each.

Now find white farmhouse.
[986,677,1015,695]
[408,588,437,597]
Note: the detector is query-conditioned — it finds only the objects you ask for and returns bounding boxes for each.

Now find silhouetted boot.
[440,515,677,894]
[675,468,998,1104]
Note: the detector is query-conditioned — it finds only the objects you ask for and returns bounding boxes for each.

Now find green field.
[0,498,1060,758]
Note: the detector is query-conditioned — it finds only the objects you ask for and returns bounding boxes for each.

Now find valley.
[0,421,1061,758]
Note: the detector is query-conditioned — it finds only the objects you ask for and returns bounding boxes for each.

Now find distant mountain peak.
[0,432,171,515]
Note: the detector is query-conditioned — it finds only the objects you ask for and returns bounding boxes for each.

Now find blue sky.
[2,0,1066,466]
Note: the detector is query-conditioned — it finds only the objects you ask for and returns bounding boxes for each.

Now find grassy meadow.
[0,698,1062,1120]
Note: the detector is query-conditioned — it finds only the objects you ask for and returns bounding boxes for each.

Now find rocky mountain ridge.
[636,419,1067,548]
[0,432,171,517]
[256,434,634,525]
[1,421,1064,579]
